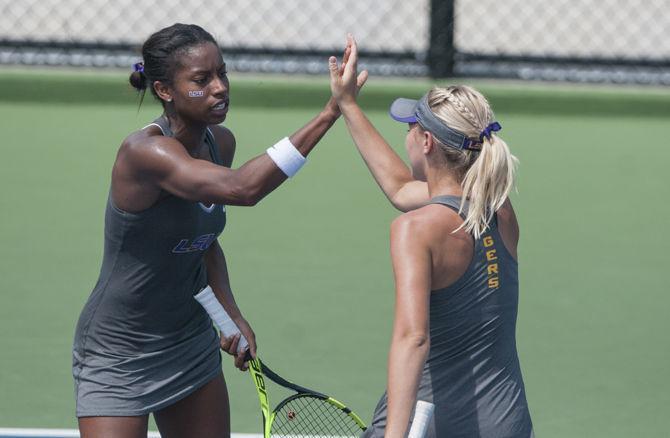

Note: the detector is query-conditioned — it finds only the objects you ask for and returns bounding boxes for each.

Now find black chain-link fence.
[1,0,668,84]
[449,0,670,85]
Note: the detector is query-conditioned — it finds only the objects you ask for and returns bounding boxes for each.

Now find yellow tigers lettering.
[483,234,500,289]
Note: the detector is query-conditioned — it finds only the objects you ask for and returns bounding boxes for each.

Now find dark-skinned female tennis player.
[72,24,366,438]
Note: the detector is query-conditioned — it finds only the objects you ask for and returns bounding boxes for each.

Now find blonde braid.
[443,88,484,132]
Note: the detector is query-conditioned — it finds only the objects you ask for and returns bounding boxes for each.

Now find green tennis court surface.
[0,429,259,438]
[0,70,668,437]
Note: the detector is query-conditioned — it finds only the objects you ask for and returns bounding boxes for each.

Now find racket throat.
[249,359,272,437]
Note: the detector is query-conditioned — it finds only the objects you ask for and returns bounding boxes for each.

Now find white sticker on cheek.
[188,90,204,98]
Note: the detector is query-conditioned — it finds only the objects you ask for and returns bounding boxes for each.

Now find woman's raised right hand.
[329,34,368,107]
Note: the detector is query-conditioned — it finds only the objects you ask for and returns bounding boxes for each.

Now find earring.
[166,98,172,102]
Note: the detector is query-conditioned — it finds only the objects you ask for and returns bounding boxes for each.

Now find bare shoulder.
[495,198,519,259]
[496,198,520,237]
[121,125,180,152]
[208,124,235,142]
[391,204,465,243]
[112,125,190,212]
[390,208,428,236]
[208,124,236,167]
[395,203,465,229]
[116,126,187,177]
[497,198,518,226]
[392,204,473,272]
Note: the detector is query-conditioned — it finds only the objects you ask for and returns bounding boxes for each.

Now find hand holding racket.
[195,285,434,438]
[194,286,255,370]
[195,286,366,437]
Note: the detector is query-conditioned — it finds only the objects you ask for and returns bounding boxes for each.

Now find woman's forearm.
[218,103,340,206]
[203,242,242,317]
[340,103,427,211]
[340,104,412,190]
[385,333,430,438]
[289,100,340,156]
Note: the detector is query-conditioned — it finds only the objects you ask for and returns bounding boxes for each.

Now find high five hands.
[329,34,369,108]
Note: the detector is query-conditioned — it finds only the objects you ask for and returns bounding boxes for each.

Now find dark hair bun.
[129,70,147,91]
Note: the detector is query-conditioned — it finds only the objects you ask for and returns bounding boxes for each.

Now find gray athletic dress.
[72,117,226,416]
[362,196,533,438]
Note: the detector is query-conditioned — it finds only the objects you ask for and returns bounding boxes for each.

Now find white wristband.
[194,286,249,353]
[266,137,306,177]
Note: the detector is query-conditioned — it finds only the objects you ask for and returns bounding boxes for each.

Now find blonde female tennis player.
[329,36,533,438]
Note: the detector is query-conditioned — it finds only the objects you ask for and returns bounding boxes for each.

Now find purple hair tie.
[479,122,502,142]
[133,62,144,73]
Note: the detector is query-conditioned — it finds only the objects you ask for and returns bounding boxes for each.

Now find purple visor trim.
[391,114,418,123]
[389,98,419,123]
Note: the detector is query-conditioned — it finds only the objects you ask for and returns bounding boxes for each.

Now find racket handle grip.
[194,286,249,354]
[407,400,434,438]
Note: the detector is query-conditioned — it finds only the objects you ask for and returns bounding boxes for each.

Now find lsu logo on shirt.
[172,233,217,254]
[483,235,499,289]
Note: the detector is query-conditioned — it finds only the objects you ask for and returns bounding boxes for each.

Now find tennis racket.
[195,286,367,437]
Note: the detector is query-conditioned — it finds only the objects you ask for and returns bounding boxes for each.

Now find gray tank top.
[364,195,533,438]
[72,117,227,415]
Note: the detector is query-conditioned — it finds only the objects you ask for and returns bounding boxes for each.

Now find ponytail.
[427,86,518,239]
[459,134,517,239]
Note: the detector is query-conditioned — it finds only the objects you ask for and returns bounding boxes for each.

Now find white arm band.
[408,401,435,438]
[266,137,306,177]
[194,286,249,353]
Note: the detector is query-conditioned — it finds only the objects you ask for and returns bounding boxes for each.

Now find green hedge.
[1,68,668,117]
